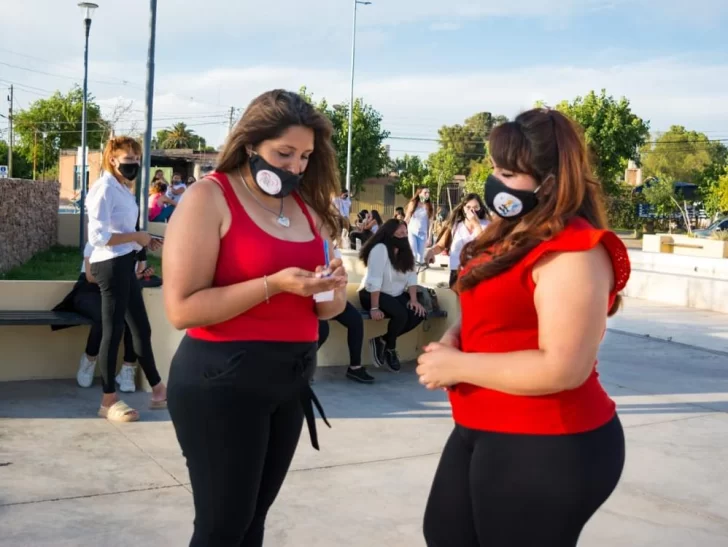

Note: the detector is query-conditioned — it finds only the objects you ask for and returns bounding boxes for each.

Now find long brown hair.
[439,193,487,252]
[216,90,340,238]
[102,136,142,188]
[408,187,434,219]
[457,108,620,315]
[360,219,414,273]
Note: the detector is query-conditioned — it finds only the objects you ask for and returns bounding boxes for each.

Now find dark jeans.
[348,230,371,249]
[317,302,364,366]
[424,416,625,547]
[90,251,161,394]
[72,280,136,363]
[359,290,423,350]
[168,337,321,547]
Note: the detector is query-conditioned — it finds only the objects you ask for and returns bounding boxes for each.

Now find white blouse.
[449,219,489,270]
[358,243,418,297]
[85,171,142,263]
[408,204,430,237]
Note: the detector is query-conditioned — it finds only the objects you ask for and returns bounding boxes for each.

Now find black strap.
[300,386,331,451]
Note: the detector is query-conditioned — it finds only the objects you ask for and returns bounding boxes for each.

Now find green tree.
[463,157,493,197]
[438,111,508,177]
[299,86,390,193]
[695,143,728,215]
[642,176,695,234]
[425,148,459,204]
[556,90,649,195]
[393,154,428,197]
[641,126,716,183]
[705,167,728,214]
[157,123,199,149]
[13,86,108,179]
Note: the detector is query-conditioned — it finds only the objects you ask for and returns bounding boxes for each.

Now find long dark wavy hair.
[457,108,619,316]
[216,89,340,238]
[360,218,415,273]
[438,193,487,252]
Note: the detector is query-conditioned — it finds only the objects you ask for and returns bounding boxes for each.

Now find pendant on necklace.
[277,215,291,228]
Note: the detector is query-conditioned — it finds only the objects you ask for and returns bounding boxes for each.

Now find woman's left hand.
[148,238,163,252]
[416,342,462,390]
[407,299,427,317]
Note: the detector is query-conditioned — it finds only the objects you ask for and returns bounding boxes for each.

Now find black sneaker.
[369,336,386,368]
[383,349,401,373]
[346,367,375,384]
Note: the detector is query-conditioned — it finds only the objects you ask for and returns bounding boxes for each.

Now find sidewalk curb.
[607,328,728,358]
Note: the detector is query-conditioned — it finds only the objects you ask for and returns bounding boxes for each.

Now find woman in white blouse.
[404,187,434,264]
[425,193,490,287]
[85,136,167,422]
[358,219,427,372]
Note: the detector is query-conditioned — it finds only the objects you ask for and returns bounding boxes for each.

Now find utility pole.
[139,0,157,230]
[228,106,235,133]
[33,130,37,180]
[7,85,13,178]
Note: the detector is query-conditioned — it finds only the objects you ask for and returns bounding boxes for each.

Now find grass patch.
[0,245,161,281]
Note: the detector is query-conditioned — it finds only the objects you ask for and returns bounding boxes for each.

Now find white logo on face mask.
[256,169,282,195]
[492,192,523,217]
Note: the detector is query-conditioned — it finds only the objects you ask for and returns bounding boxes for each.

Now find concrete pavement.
[0,298,727,546]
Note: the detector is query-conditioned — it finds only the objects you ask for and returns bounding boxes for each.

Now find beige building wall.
[58,150,103,202]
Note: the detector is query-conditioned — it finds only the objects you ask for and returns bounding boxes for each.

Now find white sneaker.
[116,364,137,393]
[76,355,96,388]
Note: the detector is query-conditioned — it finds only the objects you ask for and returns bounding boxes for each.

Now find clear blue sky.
[2,0,727,154]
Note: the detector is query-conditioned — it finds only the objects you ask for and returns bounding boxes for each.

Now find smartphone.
[151,235,164,241]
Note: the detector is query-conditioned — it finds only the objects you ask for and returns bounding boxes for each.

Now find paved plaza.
[0,297,726,546]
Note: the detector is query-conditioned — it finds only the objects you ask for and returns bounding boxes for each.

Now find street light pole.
[139,0,158,230]
[77,2,98,251]
[42,131,47,181]
[344,0,371,194]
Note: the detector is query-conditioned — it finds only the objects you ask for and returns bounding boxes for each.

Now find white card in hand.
[313,290,335,302]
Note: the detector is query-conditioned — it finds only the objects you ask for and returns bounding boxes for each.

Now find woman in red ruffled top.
[417,108,631,547]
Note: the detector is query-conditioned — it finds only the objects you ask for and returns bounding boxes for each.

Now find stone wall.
[0,179,60,273]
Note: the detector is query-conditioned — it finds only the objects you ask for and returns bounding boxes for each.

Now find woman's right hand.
[370,309,385,321]
[424,247,436,264]
[269,267,346,297]
[135,231,152,247]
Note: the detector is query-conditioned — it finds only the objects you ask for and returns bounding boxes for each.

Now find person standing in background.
[405,187,434,264]
[85,136,167,422]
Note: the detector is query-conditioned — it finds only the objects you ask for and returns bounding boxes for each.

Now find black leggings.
[424,416,625,547]
[90,251,160,394]
[359,290,424,350]
[72,282,136,363]
[168,336,322,547]
[317,301,364,366]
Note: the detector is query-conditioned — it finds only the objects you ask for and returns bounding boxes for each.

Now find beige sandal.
[149,398,167,411]
[98,400,140,422]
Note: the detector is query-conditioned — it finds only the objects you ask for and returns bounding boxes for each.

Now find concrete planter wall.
[643,234,728,259]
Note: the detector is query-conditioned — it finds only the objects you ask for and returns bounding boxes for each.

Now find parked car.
[694,217,728,239]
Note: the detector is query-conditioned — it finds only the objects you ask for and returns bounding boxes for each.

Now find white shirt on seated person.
[358,242,418,297]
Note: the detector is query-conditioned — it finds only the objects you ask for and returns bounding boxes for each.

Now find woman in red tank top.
[162,90,348,547]
[416,108,631,547]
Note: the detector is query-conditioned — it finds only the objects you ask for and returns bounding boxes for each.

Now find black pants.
[349,230,371,249]
[359,290,424,350]
[72,281,136,363]
[168,336,325,547]
[90,251,160,394]
[317,301,364,366]
[424,416,625,547]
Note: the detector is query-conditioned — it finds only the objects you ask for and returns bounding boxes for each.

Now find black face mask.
[249,152,303,198]
[118,163,140,182]
[392,236,410,250]
[484,174,539,220]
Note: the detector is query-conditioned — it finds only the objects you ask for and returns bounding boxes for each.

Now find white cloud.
[83,56,727,153]
[430,22,462,32]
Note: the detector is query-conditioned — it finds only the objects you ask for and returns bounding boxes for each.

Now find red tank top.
[450,217,631,435]
[187,172,323,343]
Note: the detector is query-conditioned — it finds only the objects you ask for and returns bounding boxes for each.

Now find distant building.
[625,160,643,187]
[58,148,219,201]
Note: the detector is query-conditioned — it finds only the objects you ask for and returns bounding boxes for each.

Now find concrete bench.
[358,308,448,320]
[0,310,93,327]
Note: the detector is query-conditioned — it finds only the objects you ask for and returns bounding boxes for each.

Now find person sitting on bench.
[358,218,427,372]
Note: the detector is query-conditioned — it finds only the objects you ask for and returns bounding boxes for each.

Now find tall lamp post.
[344,0,371,194]
[138,0,158,230]
[77,2,99,251]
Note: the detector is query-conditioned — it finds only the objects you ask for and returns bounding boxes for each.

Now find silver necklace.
[238,167,290,228]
